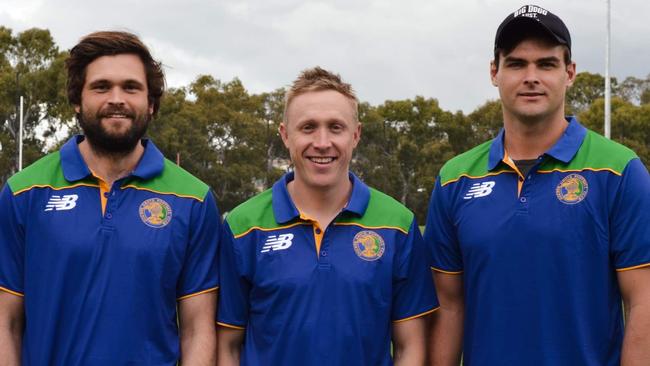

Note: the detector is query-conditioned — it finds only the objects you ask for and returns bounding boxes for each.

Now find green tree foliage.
[149,76,285,213]
[1,28,649,219]
[579,97,650,169]
[353,97,461,222]
[0,26,71,186]
[565,72,611,115]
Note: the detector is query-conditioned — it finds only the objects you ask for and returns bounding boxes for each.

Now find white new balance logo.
[463,181,496,200]
[44,194,79,211]
[261,233,294,253]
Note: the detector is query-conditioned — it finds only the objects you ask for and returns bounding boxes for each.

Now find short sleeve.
[217,222,250,329]
[176,190,221,299]
[392,219,439,322]
[424,177,463,273]
[0,184,25,297]
[610,158,650,271]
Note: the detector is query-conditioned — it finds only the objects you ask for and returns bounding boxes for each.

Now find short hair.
[65,31,165,116]
[493,29,571,71]
[284,66,358,122]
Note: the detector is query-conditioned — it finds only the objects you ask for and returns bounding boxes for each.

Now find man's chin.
[84,134,142,157]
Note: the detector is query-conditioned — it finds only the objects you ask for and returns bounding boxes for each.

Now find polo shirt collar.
[487,116,587,171]
[271,171,370,224]
[60,135,165,182]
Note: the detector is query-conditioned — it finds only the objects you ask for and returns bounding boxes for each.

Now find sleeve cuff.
[177,286,218,301]
[393,306,440,323]
[431,266,463,274]
[616,261,650,272]
[217,321,246,330]
[0,286,24,297]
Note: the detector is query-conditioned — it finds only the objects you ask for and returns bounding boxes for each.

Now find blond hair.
[283,66,358,122]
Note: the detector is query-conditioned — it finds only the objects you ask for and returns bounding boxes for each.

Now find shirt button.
[518,177,524,182]
[103,192,110,198]
[520,197,527,203]
[106,213,113,219]
[315,228,322,234]
[320,251,327,257]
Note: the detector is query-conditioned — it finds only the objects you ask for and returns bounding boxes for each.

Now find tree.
[617,75,650,105]
[149,75,285,213]
[0,27,71,186]
[353,97,457,222]
[579,97,650,170]
[565,72,612,115]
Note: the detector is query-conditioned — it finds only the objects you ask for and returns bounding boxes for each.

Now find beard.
[78,104,151,158]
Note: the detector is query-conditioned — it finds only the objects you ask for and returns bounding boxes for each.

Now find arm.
[429,271,463,366]
[618,267,650,366]
[178,291,217,365]
[217,326,245,366]
[0,291,24,365]
[393,316,428,366]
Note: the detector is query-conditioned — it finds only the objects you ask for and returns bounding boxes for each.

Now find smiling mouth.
[103,113,131,119]
[309,157,336,164]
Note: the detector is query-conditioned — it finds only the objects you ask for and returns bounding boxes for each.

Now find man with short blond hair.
[217,66,438,365]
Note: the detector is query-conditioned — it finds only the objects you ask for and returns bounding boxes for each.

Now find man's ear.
[279,122,289,148]
[565,61,577,87]
[490,61,499,87]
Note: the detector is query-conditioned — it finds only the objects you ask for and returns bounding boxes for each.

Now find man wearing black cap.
[425,4,650,365]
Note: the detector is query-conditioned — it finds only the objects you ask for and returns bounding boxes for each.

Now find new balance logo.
[463,181,495,200]
[45,194,79,211]
[261,233,294,253]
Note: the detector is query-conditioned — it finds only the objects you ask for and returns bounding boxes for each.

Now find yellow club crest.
[139,198,172,228]
[556,174,588,204]
[353,230,385,261]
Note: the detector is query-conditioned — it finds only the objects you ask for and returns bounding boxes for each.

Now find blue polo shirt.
[425,118,650,365]
[0,136,220,365]
[218,172,438,365]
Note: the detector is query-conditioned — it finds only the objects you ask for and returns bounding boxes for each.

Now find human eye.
[539,61,558,69]
[300,123,316,133]
[505,60,525,68]
[123,81,144,93]
[90,82,110,92]
[330,122,344,133]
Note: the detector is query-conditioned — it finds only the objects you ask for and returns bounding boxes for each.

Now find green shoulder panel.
[540,130,637,173]
[337,188,414,233]
[7,152,83,194]
[439,140,494,185]
[123,159,209,201]
[225,189,276,236]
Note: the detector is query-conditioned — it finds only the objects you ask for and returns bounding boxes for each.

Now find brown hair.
[65,31,165,115]
[284,66,358,122]
[493,30,571,71]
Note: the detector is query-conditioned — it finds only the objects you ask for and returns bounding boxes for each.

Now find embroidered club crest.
[139,198,172,228]
[353,231,385,261]
[556,174,588,204]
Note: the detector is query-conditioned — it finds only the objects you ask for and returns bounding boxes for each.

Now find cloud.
[1,0,648,112]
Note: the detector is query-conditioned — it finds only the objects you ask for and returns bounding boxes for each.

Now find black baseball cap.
[495,5,571,52]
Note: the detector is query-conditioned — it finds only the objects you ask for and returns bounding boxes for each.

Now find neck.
[287,175,352,228]
[78,138,144,186]
[502,112,568,160]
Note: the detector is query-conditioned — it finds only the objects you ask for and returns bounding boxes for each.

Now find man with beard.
[0,31,220,365]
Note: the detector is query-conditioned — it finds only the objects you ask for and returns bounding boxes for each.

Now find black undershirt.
[513,158,539,178]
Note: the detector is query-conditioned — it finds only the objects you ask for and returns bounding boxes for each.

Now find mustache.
[98,106,135,119]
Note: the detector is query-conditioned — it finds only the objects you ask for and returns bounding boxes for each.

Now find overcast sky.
[1,0,648,113]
